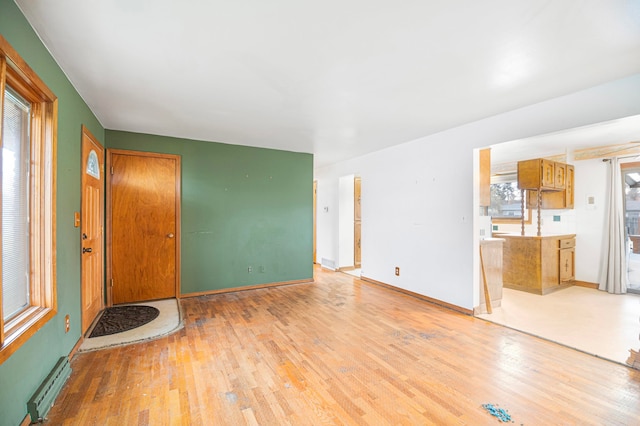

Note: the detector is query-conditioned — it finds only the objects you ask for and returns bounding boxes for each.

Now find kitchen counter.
[493,232,575,239]
[500,233,576,295]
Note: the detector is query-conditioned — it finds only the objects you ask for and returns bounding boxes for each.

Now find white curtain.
[598,157,627,294]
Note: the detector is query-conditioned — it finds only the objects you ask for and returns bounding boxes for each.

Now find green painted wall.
[0,0,105,424]
[106,131,314,294]
[0,2,311,423]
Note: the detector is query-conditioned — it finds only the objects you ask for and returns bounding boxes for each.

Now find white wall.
[575,159,608,283]
[315,73,640,310]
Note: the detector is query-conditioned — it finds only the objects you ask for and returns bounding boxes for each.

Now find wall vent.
[321,258,336,270]
[27,356,72,422]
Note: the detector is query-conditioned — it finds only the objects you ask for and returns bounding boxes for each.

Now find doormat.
[89,305,160,338]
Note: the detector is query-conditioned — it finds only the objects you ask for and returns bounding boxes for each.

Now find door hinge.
[110,166,114,175]
[110,278,114,287]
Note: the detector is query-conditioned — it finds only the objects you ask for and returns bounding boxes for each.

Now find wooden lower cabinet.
[502,234,575,295]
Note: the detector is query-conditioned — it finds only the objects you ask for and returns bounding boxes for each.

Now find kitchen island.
[498,233,575,295]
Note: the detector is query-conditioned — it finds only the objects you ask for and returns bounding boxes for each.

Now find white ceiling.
[16,0,640,167]
[490,113,640,164]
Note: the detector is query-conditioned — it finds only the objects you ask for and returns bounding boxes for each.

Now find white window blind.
[2,87,31,322]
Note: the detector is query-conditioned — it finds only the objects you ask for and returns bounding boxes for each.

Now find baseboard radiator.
[27,356,72,423]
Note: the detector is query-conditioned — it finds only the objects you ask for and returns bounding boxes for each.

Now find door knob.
[167,233,174,238]
[82,247,92,253]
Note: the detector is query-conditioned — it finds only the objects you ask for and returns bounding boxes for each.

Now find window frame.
[490,174,532,225]
[0,35,58,365]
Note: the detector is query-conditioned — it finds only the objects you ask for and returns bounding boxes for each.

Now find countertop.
[492,233,575,240]
[480,237,505,243]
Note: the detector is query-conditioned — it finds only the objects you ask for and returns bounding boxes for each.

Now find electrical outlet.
[65,314,70,333]
[248,266,252,273]
[259,265,265,273]
[395,267,400,276]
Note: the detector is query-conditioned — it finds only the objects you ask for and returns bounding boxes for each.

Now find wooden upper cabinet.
[518,159,558,190]
[525,163,575,209]
[518,158,568,191]
[479,149,491,207]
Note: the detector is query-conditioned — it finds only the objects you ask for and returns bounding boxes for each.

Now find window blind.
[2,87,31,321]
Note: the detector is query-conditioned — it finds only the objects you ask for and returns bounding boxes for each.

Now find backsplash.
[492,209,577,235]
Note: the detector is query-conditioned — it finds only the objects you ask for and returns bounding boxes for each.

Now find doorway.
[622,164,640,294]
[313,180,317,264]
[354,177,361,269]
[80,126,104,334]
[337,174,362,276]
[107,149,181,304]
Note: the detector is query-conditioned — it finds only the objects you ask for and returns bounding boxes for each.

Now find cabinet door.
[554,162,566,189]
[543,190,565,209]
[527,189,565,209]
[541,160,556,189]
[559,248,575,282]
[565,165,574,208]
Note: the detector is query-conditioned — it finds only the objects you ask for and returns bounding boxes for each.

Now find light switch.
[74,212,80,228]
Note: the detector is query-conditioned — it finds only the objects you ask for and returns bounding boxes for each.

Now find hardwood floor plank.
[44,266,640,425]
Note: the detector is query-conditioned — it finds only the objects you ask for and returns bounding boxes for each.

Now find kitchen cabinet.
[518,159,574,235]
[559,237,575,282]
[479,148,491,207]
[527,164,575,209]
[517,158,564,190]
[501,234,576,295]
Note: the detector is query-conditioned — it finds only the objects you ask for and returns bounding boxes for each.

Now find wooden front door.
[107,149,181,304]
[81,126,105,334]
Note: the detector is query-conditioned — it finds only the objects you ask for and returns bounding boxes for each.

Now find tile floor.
[476,286,640,365]
[79,298,183,352]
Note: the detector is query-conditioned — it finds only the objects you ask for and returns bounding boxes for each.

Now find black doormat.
[89,305,160,338]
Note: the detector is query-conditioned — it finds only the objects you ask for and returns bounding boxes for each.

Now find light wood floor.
[47,266,640,425]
